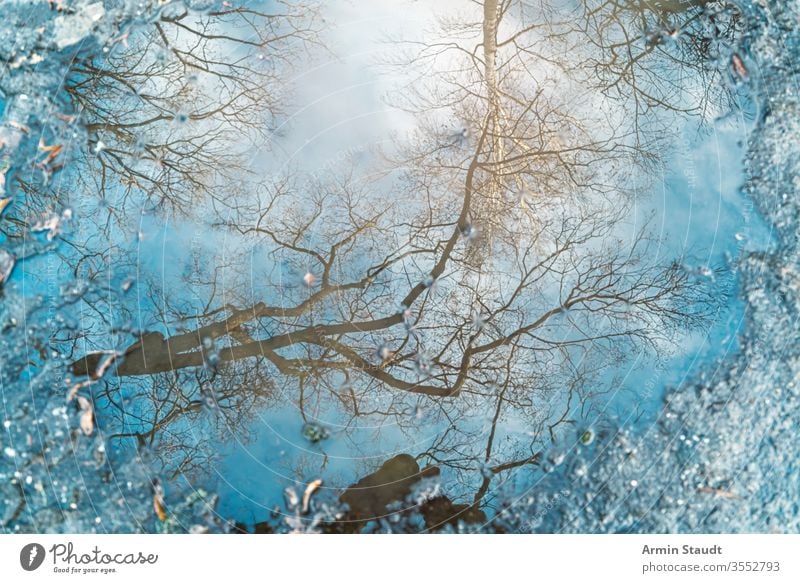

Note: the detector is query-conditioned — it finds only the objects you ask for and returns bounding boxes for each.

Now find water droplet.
[376,343,394,363]
[461,223,478,240]
[414,352,433,377]
[471,310,486,332]
[697,265,713,278]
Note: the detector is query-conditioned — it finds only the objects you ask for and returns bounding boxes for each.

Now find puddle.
[1,0,790,533]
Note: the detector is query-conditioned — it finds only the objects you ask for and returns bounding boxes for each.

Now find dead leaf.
[67,381,86,401]
[8,120,29,134]
[697,486,739,499]
[153,481,167,521]
[731,54,748,81]
[37,138,64,167]
[55,112,77,124]
[284,487,299,510]
[0,249,15,286]
[153,495,167,521]
[76,395,94,436]
[0,198,11,216]
[301,478,323,514]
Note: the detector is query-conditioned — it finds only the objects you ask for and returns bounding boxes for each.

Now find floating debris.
[66,350,123,399]
[7,121,29,135]
[301,422,329,444]
[376,342,395,364]
[471,310,486,332]
[75,395,94,436]
[152,480,167,522]
[402,307,419,338]
[283,487,299,510]
[697,486,739,500]
[450,125,470,146]
[172,110,190,125]
[200,384,219,411]
[301,479,323,514]
[0,249,15,286]
[460,223,478,241]
[414,352,433,377]
[579,429,595,446]
[200,336,221,369]
[697,265,714,279]
[31,208,72,240]
[35,137,64,177]
[731,53,749,81]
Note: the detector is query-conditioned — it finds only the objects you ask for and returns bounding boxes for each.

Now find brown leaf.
[37,138,64,168]
[54,112,77,123]
[153,496,167,521]
[8,120,29,134]
[731,54,748,81]
[152,479,167,521]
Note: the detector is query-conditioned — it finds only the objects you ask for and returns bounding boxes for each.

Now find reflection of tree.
[99,363,277,479]
[75,3,317,209]
[5,2,317,240]
[563,0,742,128]
[63,0,733,523]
